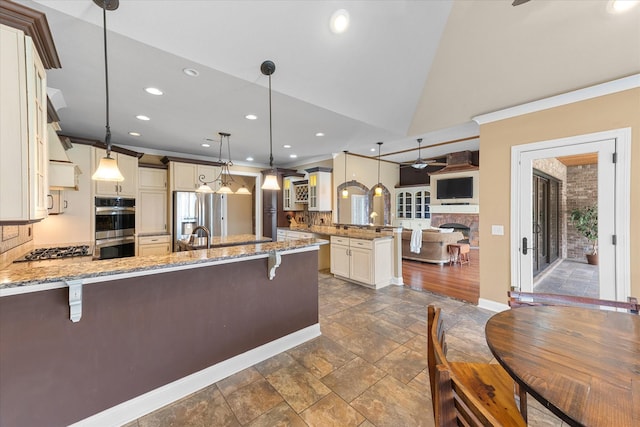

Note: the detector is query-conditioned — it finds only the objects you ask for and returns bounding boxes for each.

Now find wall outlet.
[491,225,504,236]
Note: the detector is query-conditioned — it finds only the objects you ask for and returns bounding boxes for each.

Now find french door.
[511,129,631,301]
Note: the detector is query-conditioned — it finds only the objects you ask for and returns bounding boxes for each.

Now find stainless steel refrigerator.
[173,191,226,250]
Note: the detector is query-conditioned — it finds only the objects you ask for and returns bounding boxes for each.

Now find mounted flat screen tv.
[436,177,473,199]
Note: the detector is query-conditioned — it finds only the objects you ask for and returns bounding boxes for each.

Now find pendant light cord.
[268,73,274,169]
[102,2,112,156]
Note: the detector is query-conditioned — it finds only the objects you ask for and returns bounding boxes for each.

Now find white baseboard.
[478,298,509,313]
[70,324,321,427]
[391,276,404,286]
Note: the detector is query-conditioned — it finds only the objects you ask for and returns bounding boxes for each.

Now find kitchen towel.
[410,228,422,253]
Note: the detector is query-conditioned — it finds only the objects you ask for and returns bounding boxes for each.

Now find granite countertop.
[281,225,394,240]
[177,234,272,250]
[0,238,327,291]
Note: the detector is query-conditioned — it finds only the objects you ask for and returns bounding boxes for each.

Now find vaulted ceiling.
[22,0,640,167]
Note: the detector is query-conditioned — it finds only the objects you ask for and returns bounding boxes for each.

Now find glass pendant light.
[341,150,349,198]
[375,142,383,196]
[91,0,124,182]
[260,60,280,191]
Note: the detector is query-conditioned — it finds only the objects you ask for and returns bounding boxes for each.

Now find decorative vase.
[586,254,599,265]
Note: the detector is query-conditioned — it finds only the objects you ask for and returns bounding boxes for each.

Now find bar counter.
[0,238,325,293]
[0,238,325,427]
[175,233,272,251]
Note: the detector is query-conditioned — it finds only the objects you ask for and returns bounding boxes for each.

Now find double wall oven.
[95,197,135,260]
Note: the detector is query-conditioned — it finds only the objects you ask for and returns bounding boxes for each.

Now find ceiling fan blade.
[512,0,531,6]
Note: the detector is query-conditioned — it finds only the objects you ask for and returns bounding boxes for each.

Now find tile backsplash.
[0,224,33,268]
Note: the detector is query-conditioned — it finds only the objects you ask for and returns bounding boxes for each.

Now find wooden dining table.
[485,305,640,427]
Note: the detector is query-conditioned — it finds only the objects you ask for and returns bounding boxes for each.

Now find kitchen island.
[0,239,326,427]
[175,233,272,251]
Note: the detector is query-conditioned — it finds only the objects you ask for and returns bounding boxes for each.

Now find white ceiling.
[22,0,640,167]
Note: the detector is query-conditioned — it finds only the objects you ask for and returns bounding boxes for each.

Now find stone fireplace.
[431,213,479,247]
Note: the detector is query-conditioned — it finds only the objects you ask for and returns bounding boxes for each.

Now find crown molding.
[473,74,640,125]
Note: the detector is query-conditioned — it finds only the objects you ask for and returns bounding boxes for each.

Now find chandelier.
[196,133,251,195]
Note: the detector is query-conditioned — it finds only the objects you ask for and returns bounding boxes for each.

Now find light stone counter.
[285,225,394,240]
[0,238,327,293]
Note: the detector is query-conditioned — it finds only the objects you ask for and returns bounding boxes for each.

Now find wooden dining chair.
[508,291,639,314]
[427,305,527,426]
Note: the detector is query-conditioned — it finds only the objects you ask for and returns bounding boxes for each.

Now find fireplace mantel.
[431,205,479,214]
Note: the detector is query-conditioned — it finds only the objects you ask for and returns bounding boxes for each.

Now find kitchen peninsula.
[175,233,272,251]
[0,239,325,427]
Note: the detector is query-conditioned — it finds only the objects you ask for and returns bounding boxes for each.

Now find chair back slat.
[428,305,526,427]
[508,291,639,314]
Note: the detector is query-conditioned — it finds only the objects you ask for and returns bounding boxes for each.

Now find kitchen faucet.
[191,225,211,249]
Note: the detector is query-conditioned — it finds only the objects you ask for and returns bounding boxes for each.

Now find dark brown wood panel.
[403,249,479,304]
[0,251,319,427]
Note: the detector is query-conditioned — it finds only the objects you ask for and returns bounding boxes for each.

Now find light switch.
[491,225,504,236]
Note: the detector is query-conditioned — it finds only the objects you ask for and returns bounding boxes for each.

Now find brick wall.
[566,164,598,259]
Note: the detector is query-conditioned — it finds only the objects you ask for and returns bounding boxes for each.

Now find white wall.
[34,145,93,245]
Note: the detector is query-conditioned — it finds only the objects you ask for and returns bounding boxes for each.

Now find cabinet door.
[350,246,373,284]
[138,190,167,234]
[0,25,29,221]
[116,154,138,197]
[330,243,350,277]
[308,174,318,209]
[283,177,293,210]
[139,167,166,190]
[26,37,48,220]
[139,242,171,256]
[172,162,197,191]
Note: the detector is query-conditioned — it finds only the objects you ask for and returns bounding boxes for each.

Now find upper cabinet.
[306,167,332,212]
[168,161,221,192]
[93,148,138,197]
[0,25,48,222]
[283,174,305,211]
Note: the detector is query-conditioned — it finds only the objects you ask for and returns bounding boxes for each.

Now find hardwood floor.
[402,248,480,304]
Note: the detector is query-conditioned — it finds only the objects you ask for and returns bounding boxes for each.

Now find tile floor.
[127,272,567,426]
[534,258,599,298]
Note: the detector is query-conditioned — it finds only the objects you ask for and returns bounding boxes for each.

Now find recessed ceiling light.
[283,144,292,149]
[128,131,141,137]
[330,9,350,34]
[201,143,210,148]
[183,68,199,77]
[246,157,254,162]
[245,114,257,120]
[370,148,376,152]
[289,154,297,159]
[136,115,150,121]
[607,0,639,13]
[315,132,325,137]
[144,87,163,96]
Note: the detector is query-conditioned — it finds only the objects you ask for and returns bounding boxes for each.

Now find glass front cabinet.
[395,186,431,220]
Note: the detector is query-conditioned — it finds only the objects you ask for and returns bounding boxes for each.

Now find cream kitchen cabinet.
[330,235,393,289]
[277,228,313,241]
[93,148,138,197]
[138,167,168,234]
[306,167,332,211]
[0,25,48,222]
[139,167,167,190]
[170,162,220,192]
[283,175,305,211]
[47,190,66,215]
[138,235,171,256]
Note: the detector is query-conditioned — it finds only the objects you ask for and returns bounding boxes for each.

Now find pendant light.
[341,150,349,199]
[196,133,250,194]
[91,0,124,182]
[260,60,280,191]
[375,142,383,197]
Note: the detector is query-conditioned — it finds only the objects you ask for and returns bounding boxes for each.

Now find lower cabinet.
[138,235,171,256]
[330,236,392,289]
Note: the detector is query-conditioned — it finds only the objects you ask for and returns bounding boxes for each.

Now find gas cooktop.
[13,245,92,263]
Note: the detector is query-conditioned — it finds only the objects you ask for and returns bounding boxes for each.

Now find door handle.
[522,237,536,255]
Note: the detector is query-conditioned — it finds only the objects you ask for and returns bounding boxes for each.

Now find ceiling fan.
[401,138,447,169]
